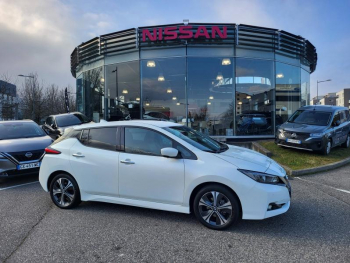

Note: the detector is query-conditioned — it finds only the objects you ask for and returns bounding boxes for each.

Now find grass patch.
[259,141,350,170]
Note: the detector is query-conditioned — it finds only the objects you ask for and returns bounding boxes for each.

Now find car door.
[331,112,342,145]
[338,110,349,143]
[118,126,185,205]
[69,127,120,197]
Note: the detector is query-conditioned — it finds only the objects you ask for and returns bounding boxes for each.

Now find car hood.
[280,122,326,133]
[214,145,286,176]
[0,136,53,152]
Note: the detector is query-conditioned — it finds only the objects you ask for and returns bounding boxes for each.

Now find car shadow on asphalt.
[72,198,349,245]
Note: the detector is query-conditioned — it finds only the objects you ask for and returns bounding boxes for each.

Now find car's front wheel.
[193,184,240,230]
[321,139,332,155]
[50,173,81,209]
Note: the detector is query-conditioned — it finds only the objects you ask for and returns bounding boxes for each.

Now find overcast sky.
[0,0,349,98]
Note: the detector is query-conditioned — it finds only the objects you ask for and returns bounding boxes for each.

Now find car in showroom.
[39,121,291,230]
[0,120,53,177]
[276,105,350,155]
[42,112,92,140]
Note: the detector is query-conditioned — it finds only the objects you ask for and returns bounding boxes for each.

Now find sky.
[0,0,349,98]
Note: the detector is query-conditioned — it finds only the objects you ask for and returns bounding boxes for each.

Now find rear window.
[55,115,82,127]
[0,122,46,140]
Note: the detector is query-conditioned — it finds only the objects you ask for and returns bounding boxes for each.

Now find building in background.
[70,22,317,139]
[336,89,350,108]
[319,93,337,106]
[310,96,324,105]
[0,80,18,120]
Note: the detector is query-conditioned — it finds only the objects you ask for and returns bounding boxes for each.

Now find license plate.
[286,139,301,144]
[17,162,40,170]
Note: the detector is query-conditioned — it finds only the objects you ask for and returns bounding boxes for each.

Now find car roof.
[73,120,182,130]
[299,105,348,112]
[0,120,35,124]
[50,112,83,117]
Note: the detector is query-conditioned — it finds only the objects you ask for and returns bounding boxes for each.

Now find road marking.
[295,177,350,194]
[0,181,39,191]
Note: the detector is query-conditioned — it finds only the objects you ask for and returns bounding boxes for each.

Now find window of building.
[235,58,274,136]
[276,62,301,125]
[106,61,140,121]
[301,69,310,107]
[125,127,172,156]
[187,57,234,136]
[141,57,186,124]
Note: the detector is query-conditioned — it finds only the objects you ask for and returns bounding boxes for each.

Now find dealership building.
[70,22,317,139]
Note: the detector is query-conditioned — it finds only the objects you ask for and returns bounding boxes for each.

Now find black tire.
[321,139,332,155]
[49,173,81,209]
[341,134,350,148]
[193,184,240,230]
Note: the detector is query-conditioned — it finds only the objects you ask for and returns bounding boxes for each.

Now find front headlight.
[278,129,285,138]
[238,169,283,185]
[310,133,323,137]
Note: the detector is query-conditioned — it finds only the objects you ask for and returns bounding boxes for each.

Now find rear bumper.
[275,137,326,151]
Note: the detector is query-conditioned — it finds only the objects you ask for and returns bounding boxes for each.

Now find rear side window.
[84,127,120,151]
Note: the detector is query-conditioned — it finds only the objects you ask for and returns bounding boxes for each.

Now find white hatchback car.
[39,120,291,230]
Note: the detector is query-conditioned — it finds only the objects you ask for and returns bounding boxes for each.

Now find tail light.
[45,147,61,154]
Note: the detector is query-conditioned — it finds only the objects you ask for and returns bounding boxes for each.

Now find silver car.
[0,120,53,177]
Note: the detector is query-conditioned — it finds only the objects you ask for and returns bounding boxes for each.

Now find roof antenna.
[183,19,189,25]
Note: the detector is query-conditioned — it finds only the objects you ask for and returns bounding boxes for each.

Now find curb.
[252,141,350,176]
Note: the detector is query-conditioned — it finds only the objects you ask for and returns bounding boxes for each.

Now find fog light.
[267,203,284,211]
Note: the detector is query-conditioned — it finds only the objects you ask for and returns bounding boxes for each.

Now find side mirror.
[51,123,57,129]
[161,147,179,158]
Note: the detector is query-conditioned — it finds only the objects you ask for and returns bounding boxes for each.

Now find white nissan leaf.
[39,121,291,230]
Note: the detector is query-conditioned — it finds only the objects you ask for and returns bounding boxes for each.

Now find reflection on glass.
[76,74,83,113]
[301,69,310,107]
[141,58,186,123]
[235,58,274,136]
[188,57,234,136]
[106,61,140,121]
[82,67,104,122]
[276,62,301,125]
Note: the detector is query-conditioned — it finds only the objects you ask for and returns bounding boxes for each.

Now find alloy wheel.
[198,191,233,226]
[327,141,331,154]
[52,178,75,207]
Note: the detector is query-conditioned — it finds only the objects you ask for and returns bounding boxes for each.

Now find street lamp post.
[18,74,35,120]
[317,79,332,104]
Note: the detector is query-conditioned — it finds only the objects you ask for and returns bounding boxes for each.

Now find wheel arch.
[189,182,243,219]
[47,170,76,191]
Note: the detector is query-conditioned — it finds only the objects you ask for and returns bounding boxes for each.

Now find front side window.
[0,122,46,140]
[288,110,332,126]
[164,126,228,153]
[332,112,340,126]
[125,127,172,156]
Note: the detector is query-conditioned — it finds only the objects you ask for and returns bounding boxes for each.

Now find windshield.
[288,110,332,126]
[164,126,228,153]
[0,122,46,140]
[56,115,83,127]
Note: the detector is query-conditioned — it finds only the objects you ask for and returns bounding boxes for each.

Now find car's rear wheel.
[322,139,332,155]
[50,173,81,209]
[193,184,240,230]
[341,134,350,148]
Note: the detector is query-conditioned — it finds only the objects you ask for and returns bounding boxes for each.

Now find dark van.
[276,105,350,155]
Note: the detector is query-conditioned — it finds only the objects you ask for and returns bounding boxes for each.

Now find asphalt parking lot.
[0,167,349,263]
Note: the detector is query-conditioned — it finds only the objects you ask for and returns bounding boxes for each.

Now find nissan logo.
[25,152,33,158]
[291,133,297,138]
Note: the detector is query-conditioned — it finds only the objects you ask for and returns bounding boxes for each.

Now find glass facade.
[76,51,310,138]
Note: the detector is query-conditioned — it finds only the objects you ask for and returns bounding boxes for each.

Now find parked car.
[39,120,291,230]
[276,105,350,155]
[42,112,92,140]
[143,111,174,122]
[0,120,53,177]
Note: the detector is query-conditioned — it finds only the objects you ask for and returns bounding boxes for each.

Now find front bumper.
[241,182,291,220]
[276,136,326,151]
[0,156,41,177]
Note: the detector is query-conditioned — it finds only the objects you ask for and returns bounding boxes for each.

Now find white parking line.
[295,177,350,194]
[0,181,39,191]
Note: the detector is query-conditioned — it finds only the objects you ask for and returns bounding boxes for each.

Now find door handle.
[120,159,135,164]
[72,153,85,157]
